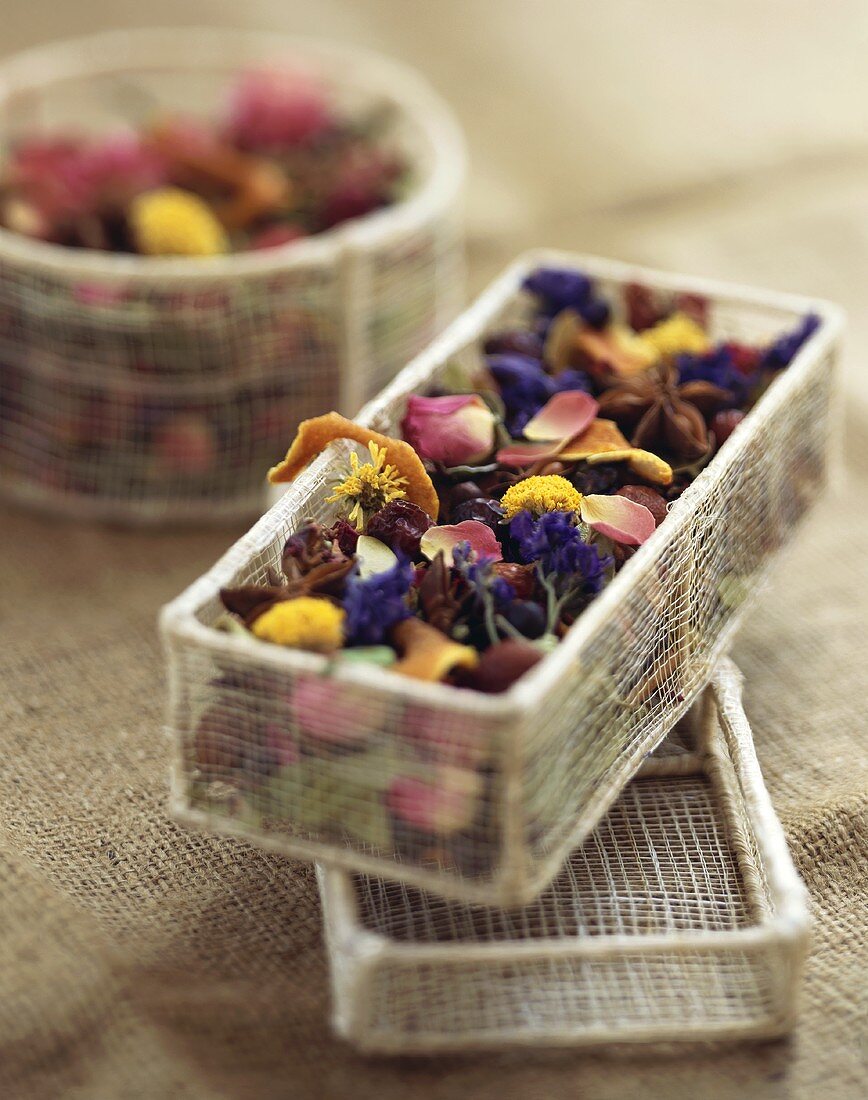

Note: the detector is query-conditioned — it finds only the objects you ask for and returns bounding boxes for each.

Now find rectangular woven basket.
[319,660,809,1053]
[162,251,843,906]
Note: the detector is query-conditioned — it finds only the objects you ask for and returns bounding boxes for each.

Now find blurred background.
[6,1,868,322]
[7,0,865,409]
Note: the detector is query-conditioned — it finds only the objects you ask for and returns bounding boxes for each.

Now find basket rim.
[160,249,845,720]
[0,27,466,281]
[318,659,811,965]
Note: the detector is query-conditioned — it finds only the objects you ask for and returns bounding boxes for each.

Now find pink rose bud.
[401,704,492,769]
[223,67,335,151]
[289,678,387,746]
[153,414,217,475]
[401,394,496,467]
[248,224,306,250]
[264,723,300,767]
[387,766,482,835]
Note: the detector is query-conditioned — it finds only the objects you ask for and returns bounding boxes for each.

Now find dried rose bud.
[387,767,481,835]
[615,485,668,527]
[401,393,496,467]
[193,708,245,772]
[625,282,666,332]
[711,409,746,446]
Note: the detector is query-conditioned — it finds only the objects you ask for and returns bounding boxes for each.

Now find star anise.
[416,554,464,635]
[596,361,730,463]
[221,558,355,627]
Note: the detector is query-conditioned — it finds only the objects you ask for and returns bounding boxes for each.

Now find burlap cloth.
[2,211,867,1096]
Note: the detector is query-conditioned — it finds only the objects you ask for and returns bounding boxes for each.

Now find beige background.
[2,5,867,1098]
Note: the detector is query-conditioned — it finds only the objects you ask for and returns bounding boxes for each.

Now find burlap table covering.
[2,250,867,1096]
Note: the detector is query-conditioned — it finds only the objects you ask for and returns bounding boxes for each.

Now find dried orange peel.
[390,619,479,682]
[268,412,440,520]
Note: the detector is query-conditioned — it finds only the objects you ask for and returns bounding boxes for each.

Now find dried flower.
[343,557,414,645]
[387,767,481,834]
[761,314,820,370]
[637,312,711,359]
[676,346,749,404]
[130,187,228,256]
[486,354,556,435]
[326,441,408,527]
[223,66,335,151]
[401,394,496,467]
[510,510,610,588]
[251,597,344,652]
[420,521,503,564]
[268,412,440,520]
[523,267,610,327]
[500,474,583,521]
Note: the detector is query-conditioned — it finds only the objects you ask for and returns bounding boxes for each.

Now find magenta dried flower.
[223,67,335,151]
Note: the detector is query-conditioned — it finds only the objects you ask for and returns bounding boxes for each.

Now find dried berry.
[451,497,504,531]
[571,462,621,495]
[457,639,544,693]
[710,409,746,446]
[448,480,485,508]
[492,561,536,600]
[615,485,668,527]
[501,600,547,639]
[365,499,434,558]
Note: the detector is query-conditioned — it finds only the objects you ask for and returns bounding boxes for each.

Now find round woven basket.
[0,29,465,524]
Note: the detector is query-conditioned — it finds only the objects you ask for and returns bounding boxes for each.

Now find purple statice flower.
[553,368,594,395]
[676,346,748,405]
[522,266,611,330]
[761,313,821,371]
[487,353,556,435]
[452,541,515,608]
[523,267,592,313]
[510,510,611,595]
[343,557,414,645]
[483,329,545,358]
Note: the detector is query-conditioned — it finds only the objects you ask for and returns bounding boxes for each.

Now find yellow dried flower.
[500,474,583,521]
[326,441,408,527]
[637,312,711,359]
[130,187,228,256]
[251,597,344,653]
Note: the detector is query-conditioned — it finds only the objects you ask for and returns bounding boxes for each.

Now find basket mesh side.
[353,776,754,943]
[349,774,781,1045]
[167,257,837,903]
[0,52,463,521]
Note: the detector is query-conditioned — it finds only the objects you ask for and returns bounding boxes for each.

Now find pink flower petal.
[523,390,599,442]
[387,767,482,834]
[402,394,496,467]
[420,520,503,564]
[496,440,562,467]
[580,494,656,546]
